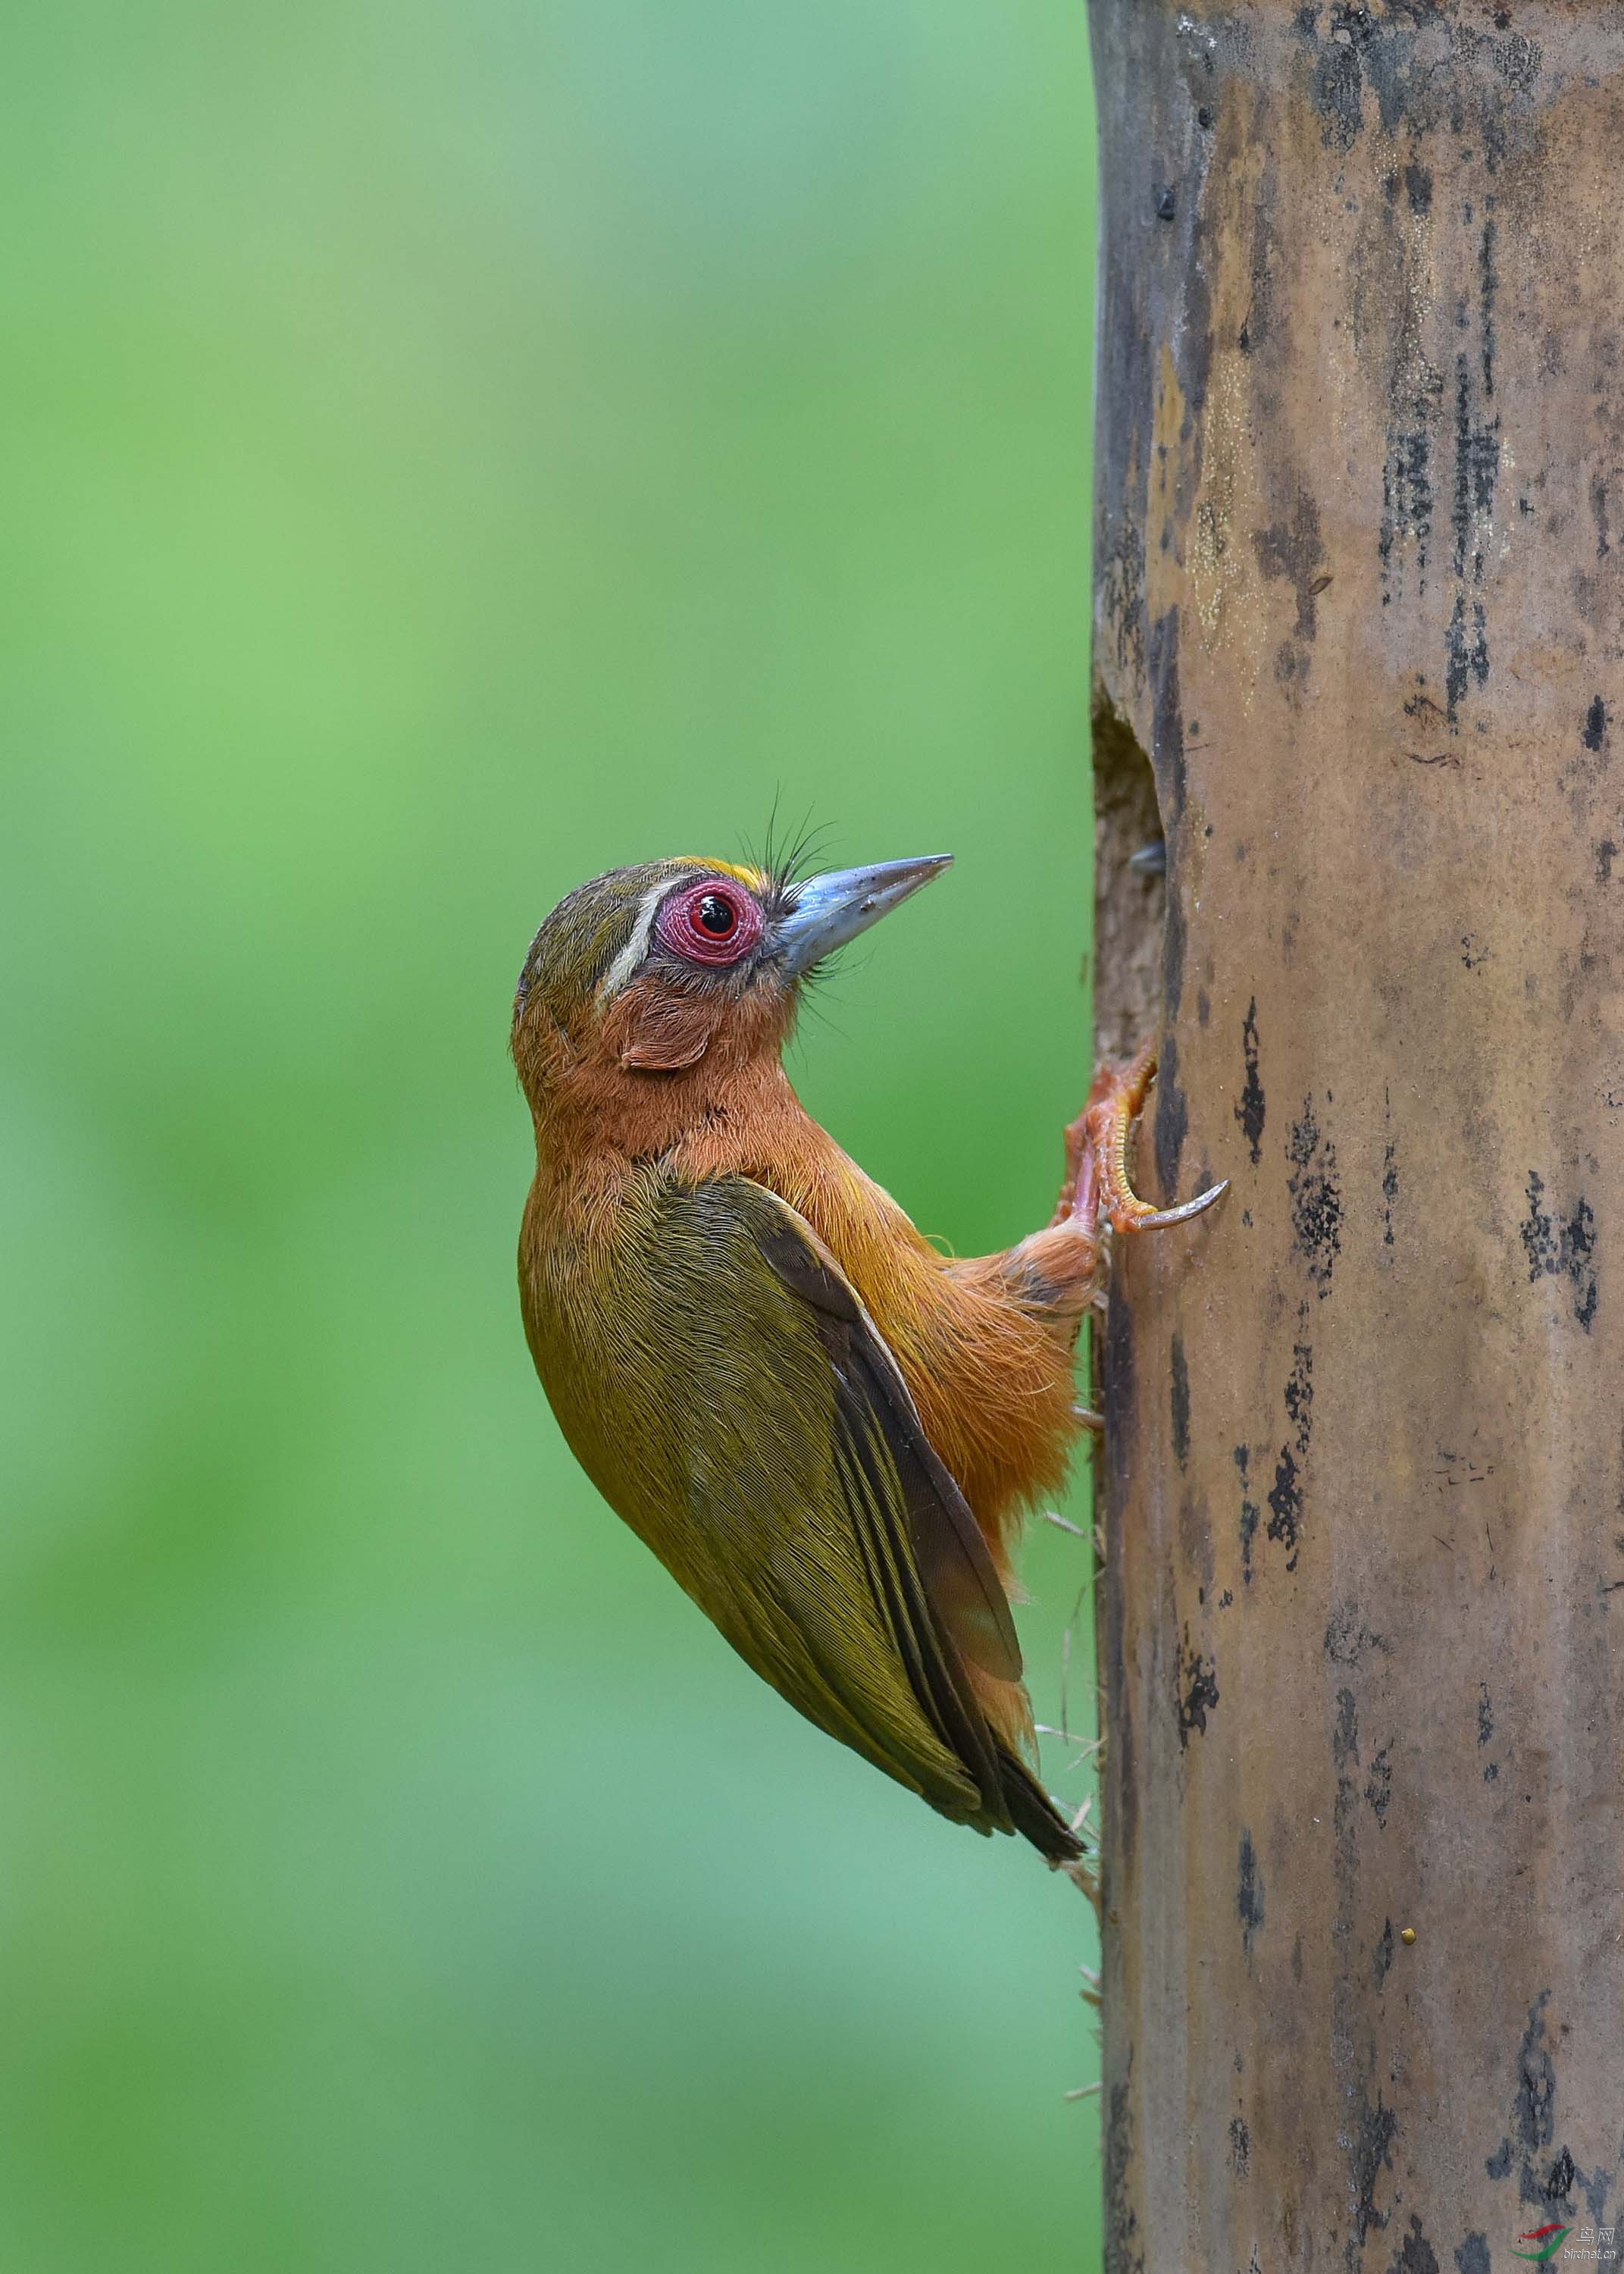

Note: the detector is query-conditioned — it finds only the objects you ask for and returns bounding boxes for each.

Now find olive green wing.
[587,1174,1077,1856]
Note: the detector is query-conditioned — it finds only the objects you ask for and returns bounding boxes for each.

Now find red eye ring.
[654,878,764,967]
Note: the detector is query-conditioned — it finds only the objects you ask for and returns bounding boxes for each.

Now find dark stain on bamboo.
[1325,1599,1388,1667]
[1391,2214,1442,2274]
[1485,1991,1552,2183]
[1253,490,1328,642]
[1236,998,1265,1165]
[1228,2113,1250,2178]
[1154,1029,1189,1203]
[1176,1624,1220,1746]
[1104,2058,1144,2274]
[1236,1829,1265,1965]
[1374,1916,1395,1990]
[1265,1339,1314,1574]
[1235,1444,1259,1586]
[1288,1098,1343,1295]
[1284,1335,1313,1456]
[1266,1445,1302,1571]
[1347,2087,1400,2268]
[1149,609,1187,832]
[1520,1170,1598,1331]
[1484,1993,1618,2219]
[1591,478,1613,562]
[1363,1739,1393,1829]
[1169,1332,1191,1469]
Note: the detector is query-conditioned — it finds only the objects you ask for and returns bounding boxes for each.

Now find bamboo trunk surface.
[1088,6,1624,2266]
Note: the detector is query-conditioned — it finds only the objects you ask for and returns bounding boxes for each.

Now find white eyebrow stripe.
[596,882,668,1003]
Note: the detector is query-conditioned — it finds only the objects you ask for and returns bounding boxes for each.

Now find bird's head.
[512,851,951,1126]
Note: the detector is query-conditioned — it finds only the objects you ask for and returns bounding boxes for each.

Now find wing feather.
[529,1168,1081,1856]
[635,1178,1075,1853]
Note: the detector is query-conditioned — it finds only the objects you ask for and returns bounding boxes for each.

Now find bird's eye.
[654,877,764,967]
[693,893,737,940]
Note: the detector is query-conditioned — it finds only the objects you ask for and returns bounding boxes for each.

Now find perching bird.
[512,853,1223,1868]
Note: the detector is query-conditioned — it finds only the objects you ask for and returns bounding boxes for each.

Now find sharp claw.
[1117,1178,1229,1233]
[1072,1404,1106,1434]
[1061,1041,1228,1254]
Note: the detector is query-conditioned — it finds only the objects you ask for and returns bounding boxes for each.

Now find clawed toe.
[1114,1177,1229,1236]
[1062,1041,1227,1243]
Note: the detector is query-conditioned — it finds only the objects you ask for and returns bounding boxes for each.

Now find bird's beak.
[773,854,953,979]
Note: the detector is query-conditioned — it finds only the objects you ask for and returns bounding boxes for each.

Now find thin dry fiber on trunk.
[1087,5,1624,2269]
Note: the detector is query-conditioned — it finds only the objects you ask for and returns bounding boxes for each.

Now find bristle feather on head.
[747,803,837,904]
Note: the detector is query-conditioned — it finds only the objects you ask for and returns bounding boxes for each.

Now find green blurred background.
[3,5,1103,2268]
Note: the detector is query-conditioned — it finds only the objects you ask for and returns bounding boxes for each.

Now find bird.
[512,850,1225,1872]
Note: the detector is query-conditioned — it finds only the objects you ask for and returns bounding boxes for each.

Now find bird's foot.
[1056,1039,1228,1242]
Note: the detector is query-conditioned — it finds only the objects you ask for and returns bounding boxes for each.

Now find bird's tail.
[997,1747,1089,1868]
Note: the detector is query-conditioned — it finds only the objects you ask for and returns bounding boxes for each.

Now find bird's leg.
[1057,1039,1228,1242]
[966,1042,1224,1354]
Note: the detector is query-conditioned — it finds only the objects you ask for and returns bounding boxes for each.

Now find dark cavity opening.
[1090,692,1168,1060]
